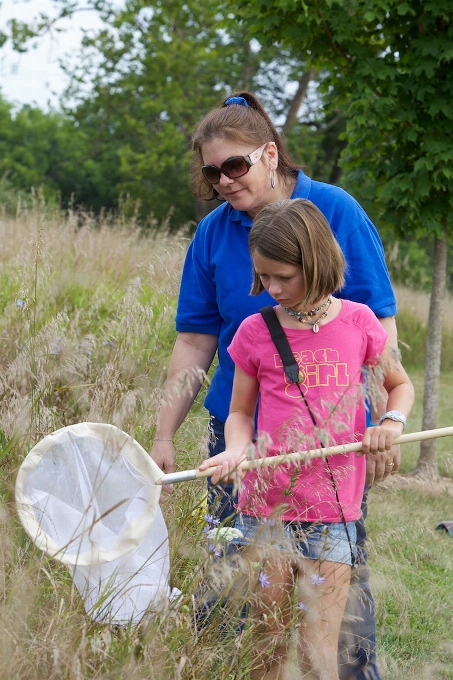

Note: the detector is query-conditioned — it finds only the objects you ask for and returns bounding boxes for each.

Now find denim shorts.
[232,514,357,566]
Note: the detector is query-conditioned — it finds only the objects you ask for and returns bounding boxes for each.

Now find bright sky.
[0,0,105,110]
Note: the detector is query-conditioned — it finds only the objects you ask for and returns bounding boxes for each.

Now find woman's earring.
[270,168,276,189]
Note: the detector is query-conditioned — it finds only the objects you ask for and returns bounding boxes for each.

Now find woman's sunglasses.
[202,143,269,185]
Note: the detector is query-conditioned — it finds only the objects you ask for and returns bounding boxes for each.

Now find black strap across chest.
[259,305,317,430]
[260,305,300,384]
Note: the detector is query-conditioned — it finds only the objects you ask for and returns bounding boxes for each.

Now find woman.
[151,91,397,680]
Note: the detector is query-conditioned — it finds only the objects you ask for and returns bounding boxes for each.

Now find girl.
[198,199,414,680]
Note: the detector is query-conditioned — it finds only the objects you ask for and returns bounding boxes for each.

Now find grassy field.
[0,205,452,679]
[367,367,453,679]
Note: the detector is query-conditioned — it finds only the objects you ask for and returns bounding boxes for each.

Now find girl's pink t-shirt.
[228,300,388,522]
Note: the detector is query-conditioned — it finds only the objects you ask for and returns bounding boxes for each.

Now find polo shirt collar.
[291,169,311,198]
[229,206,253,228]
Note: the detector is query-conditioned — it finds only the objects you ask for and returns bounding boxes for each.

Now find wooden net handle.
[156,426,453,485]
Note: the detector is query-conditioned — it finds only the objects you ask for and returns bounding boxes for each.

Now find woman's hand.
[198,446,248,485]
[365,444,401,484]
[150,439,176,500]
[149,332,218,499]
[360,422,403,483]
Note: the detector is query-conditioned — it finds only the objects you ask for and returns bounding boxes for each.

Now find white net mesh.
[16,423,178,624]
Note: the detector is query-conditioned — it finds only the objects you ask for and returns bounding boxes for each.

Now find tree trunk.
[281,68,317,135]
[413,230,448,480]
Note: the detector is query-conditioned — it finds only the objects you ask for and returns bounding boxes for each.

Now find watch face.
[388,411,404,420]
[379,411,406,428]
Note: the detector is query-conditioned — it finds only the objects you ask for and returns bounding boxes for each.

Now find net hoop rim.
[15,422,163,565]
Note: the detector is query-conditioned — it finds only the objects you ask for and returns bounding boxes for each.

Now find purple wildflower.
[261,517,276,526]
[79,338,92,355]
[259,572,270,588]
[298,602,307,611]
[311,574,326,586]
[16,299,24,308]
[208,544,222,558]
[204,514,219,526]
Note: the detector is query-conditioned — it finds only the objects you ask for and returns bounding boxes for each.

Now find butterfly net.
[16,423,178,624]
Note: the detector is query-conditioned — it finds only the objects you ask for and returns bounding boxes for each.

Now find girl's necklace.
[283,296,332,333]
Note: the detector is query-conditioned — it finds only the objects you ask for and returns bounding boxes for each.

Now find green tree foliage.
[232,0,453,237]
[0,93,91,206]
[57,0,311,226]
[0,0,108,52]
[0,0,347,226]
[285,110,346,185]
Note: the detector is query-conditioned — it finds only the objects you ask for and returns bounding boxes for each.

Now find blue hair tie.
[225,96,249,107]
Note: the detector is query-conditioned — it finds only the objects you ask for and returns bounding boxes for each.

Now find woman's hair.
[191,91,300,200]
[249,199,345,307]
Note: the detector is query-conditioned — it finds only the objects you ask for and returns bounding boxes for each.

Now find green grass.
[367,367,453,678]
[368,485,453,678]
[397,309,453,372]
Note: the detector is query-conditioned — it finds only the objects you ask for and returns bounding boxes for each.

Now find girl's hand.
[361,422,404,456]
[198,447,248,485]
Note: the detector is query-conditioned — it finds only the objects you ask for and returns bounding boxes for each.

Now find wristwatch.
[378,410,407,431]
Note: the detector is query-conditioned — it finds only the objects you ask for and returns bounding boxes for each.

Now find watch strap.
[378,410,407,430]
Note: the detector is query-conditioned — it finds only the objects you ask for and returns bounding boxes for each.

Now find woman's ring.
[385,463,394,468]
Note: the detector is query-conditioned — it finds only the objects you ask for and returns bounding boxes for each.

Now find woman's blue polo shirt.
[175,170,397,424]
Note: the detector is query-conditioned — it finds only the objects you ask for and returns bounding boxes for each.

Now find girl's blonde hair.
[249,199,346,307]
[191,91,300,201]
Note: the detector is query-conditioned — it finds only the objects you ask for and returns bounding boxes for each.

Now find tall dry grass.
[0,203,452,679]
[394,284,453,332]
[391,285,453,371]
[0,205,207,679]
[0,204,286,680]
[0,204,186,442]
